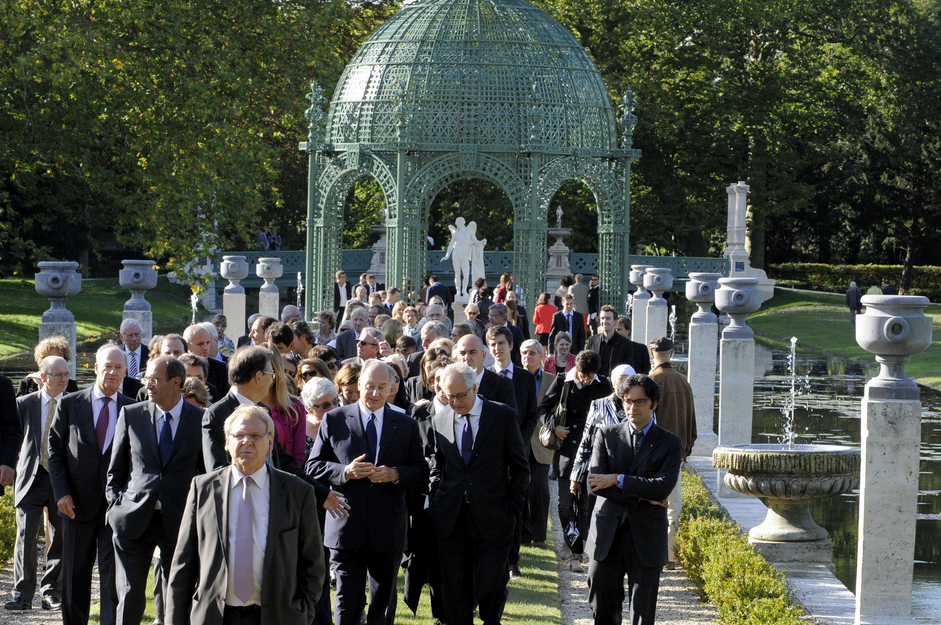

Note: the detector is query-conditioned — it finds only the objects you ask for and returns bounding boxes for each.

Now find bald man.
[183,325,229,402]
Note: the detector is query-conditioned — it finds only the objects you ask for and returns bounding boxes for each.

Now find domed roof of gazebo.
[326,0,618,155]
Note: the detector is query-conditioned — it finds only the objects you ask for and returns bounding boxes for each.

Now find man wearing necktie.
[106,356,205,625]
[549,294,586,353]
[8,356,66,611]
[585,374,682,625]
[167,405,324,625]
[120,319,149,380]
[48,344,133,625]
[429,364,530,625]
[308,360,427,625]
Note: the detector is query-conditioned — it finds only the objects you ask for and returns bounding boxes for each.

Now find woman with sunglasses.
[296,357,332,389]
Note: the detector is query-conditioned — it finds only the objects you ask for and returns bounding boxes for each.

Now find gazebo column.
[387,218,425,303]
[598,220,629,311]
[514,223,547,314]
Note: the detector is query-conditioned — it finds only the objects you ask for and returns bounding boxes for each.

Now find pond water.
[743,344,941,624]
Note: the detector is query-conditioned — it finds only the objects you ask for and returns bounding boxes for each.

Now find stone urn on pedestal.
[643,267,673,344]
[629,265,653,346]
[220,256,250,345]
[256,257,283,319]
[119,260,158,343]
[35,261,82,379]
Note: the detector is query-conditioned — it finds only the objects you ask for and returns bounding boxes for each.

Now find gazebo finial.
[305,81,328,146]
[619,89,638,147]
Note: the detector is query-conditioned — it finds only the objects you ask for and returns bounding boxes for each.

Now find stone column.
[35,262,82,380]
[686,272,721,456]
[644,267,672,344]
[220,256,249,345]
[119,260,157,344]
[256,257,283,319]
[629,265,653,346]
[854,295,931,625]
[714,276,761,496]
[727,181,750,275]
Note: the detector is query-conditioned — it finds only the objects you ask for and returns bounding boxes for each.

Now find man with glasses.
[308,360,427,625]
[428,363,529,625]
[106,355,204,625]
[309,346,341,381]
[585,374,681,625]
[119,319,148,380]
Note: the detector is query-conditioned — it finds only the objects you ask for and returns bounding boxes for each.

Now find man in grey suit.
[429,364,529,625]
[48,343,132,625]
[107,355,205,625]
[7,356,67,611]
[167,406,324,625]
[585,374,682,625]
[518,340,555,547]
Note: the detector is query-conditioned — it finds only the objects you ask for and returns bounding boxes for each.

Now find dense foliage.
[770,262,941,300]
[3,0,940,289]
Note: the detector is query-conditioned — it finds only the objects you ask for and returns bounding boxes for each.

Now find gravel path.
[0,543,76,625]
[550,488,719,625]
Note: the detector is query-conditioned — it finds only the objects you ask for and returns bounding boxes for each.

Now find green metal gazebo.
[301,0,640,314]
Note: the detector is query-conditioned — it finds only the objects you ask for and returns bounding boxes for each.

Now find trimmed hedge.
[0,493,16,567]
[676,472,804,625]
[769,262,941,301]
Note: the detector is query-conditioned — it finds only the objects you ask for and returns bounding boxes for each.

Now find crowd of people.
[0,269,698,625]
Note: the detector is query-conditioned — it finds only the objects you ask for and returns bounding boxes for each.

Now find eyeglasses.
[300,370,317,381]
[142,376,168,386]
[622,397,651,407]
[312,398,339,410]
[356,340,379,348]
[261,369,275,377]
[443,389,473,403]
[325,361,340,370]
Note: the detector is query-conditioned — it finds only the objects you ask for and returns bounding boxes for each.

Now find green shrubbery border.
[769,262,941,301]
[0,493,17,567]
[676,471,804,625]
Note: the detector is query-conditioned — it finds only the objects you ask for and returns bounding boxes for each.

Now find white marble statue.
[442,217,485,301]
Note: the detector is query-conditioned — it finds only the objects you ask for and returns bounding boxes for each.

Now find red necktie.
[95,396,111,452]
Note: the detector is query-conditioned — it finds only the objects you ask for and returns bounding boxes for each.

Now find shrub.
[676,472,804,625]
[0,493,17,566]
[769,262,941,301]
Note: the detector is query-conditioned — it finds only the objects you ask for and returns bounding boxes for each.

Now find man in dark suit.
[8,356,64,611]
[428,363,530,625]
[548,294,586,353]
[167,406,324,625]
[334,270,353,315]
[48,344,133,625]
[119,319,148,380]
[485,326,537,578]
[184,324,230,401]
[106,355,205,625]
[0,375,21,490]
[453,335,516,411]
[308,360,428,625]
[425,274,452,312]
[587,275,600,335]
[587,305,650,377]
[585,374,682,625]
[486,303,524,366]
[334,306,368,362]
[518,340,556,548]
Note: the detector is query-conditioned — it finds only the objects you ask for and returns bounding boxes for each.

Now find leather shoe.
[4,599,31,611]
[509,564,522,578]
[42,596,62,610]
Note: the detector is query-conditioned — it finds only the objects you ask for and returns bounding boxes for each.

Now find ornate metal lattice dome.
[327,0,618,154]
[302,0,640,314]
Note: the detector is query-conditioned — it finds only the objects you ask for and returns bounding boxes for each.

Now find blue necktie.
[461,415,473,465]
[159,414,173,465]
[365,413,378,463]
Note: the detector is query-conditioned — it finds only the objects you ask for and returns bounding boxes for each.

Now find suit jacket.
[122,376,143,399]
[13,391,48,506]
[428,401,530,539]
[206,358,230,402]
[334,281,353,314]
[166,466,325,625]
[588,285,600,315]
[124,345,150,377]
[493,365,537,443]
[307,404,428,553]
[477,368,517,412]
[426,282,452,310]
[548,310,586,353]
[334,329,358,362]
[570,281,590,315]
[585,422,681,567]
[48,386,133,521]
[506,323,525,366]
[0,376,23,494]
[106,399,205,541]
[236,335,251,348]
[586,332,650,377]
[529,370,557,465]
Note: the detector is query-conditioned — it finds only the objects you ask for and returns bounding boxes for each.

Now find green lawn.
[89,536,562,624]
[748,288,941,387]
[0,276,195,359]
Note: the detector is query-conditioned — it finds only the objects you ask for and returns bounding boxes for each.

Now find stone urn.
[256,257,283,295]
[35,261,82,322]
[686,272,721,316]
[714,444,860,542]
[715,276,761,339]
[629,265,653,294]
[643,267,673,295]
[855,295,932,396]
[220,256,250,294]
[119,260,157,312]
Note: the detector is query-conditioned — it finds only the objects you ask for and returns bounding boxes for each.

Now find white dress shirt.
[226,464,269,606]
[452,396,483,457]
[91,386,119,453]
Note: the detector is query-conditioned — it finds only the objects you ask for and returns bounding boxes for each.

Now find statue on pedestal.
[442,217,485,301]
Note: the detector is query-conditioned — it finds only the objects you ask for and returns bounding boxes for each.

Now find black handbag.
[563,492,584,553]
[538,380,571,450]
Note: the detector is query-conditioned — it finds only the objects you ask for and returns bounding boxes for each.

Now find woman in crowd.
[296,357,331,389]
[261,345,307,466]
[212,314,235,358]
[533,292,557,347]
[315,310,337,346]
[540,350,612,572]
[616,315,632,339]
[300,376,338,457]
[544,332,576,375]
[335,362,362,406]
[282,353,300,394]
[17,335,79,396]
[181,377,211,409]
[403,306,421,338]
[391,300,407,323]
[381,319,405,347]
[505,291,530,340]
[405,346,450,404]
[385,357,411,412]
[309,345,340,381]
[554,275,573,308]
[494,272,513,303]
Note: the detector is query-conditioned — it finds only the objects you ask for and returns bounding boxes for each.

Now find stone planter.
[220,256,250,294]
[256,257,283,294]
[35,261,82,323]
[643,267,673,294]
[686,272,721,318]
[119,260,157,312]
[715,276,760,339]
[629,264,653,292]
